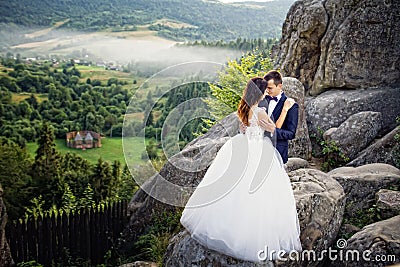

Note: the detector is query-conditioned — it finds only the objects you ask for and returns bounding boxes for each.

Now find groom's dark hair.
[264,70,282,86]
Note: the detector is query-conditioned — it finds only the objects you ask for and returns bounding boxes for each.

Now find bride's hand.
[283,98,295,112]
[259,116,276,133]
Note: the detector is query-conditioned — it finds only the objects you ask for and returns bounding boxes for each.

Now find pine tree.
[79,184,95,208]
[111,160,121,198]
[117,164,138,200]
[0,138,33,220]
[31,121,63,208]
[91,158,112,202]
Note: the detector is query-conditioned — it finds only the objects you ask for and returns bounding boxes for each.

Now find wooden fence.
[6,200,128,266]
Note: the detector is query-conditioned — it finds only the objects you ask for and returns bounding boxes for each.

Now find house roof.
[85,132,93,140]
[74,132,83,141]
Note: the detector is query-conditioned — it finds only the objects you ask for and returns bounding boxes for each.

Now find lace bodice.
[246,107,264,140]
[248,106,262,127]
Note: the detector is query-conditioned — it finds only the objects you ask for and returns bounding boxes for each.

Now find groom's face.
[266,79,282,97]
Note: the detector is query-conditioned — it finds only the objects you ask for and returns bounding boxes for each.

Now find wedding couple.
[180,70,302,262]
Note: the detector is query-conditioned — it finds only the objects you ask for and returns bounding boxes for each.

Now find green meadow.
[26,137,147,165]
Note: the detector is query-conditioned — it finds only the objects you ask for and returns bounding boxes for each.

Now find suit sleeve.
[275,103,299,140]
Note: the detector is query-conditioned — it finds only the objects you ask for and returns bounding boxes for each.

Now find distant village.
[22,55,125,71]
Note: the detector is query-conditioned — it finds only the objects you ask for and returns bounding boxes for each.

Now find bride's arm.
[275,98,295,128]
[258,110,274,130]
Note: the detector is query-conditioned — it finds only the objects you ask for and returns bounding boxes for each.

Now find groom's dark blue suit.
[259,92,299,163]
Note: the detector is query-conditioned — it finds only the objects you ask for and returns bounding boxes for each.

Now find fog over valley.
[5,27,243,67]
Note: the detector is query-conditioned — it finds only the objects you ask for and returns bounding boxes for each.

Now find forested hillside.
[0,0,295,41]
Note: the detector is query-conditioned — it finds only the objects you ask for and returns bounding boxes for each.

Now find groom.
[259,70,298,163]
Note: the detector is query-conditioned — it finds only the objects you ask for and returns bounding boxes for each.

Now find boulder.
[305,88,400,146]
[273,0,328,93]
[285,157,310,172]
[323,111,382,160]
[376,189,400,219]
[164,230,273,267]
[0,187,14,267]
[283,77,312,161]
[328,163,400,217]
[322,128,337,141]
[163,169,346,267]
[348,126,400,168]
[332,216,400,267]
[274,0,400,95]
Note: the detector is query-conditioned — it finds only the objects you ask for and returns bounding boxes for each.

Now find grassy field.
[11,92,48,103]
[26,137,147,165]
[76,65,135,83]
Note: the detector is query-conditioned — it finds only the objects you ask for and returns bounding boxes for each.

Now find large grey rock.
[164,230,273,267]
[328,164,400,217]
[283,77,312,161]
[274,0,400,95]
[332,216,400,267]
[0,187,14,267]
[163,169,346,267]
[305,87,400,146]
[273,0,328,93]
[323,111,382,160]
[285,157,309,172]
[376,189,400,219]
[348,126,400,168]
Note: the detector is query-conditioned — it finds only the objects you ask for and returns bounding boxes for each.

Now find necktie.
[267,96,278,102]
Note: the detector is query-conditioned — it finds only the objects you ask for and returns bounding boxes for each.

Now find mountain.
[0,0,296,41]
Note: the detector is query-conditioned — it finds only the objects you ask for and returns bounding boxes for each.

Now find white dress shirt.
[267,92,283,117]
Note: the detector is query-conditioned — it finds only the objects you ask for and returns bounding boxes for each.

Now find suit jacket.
[258,92,299,163]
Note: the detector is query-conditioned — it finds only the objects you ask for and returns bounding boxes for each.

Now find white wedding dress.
[180,107,302,262]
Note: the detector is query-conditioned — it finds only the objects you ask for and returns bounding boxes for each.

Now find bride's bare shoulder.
[257,107,268,120]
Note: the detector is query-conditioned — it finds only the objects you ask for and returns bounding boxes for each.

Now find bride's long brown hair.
[237,77,267,126]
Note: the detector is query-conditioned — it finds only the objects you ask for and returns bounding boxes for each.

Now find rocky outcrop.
[348,126,400,167]
[273,0,328,93]
[332,216,400,267]
[376,189,400,220]
[283,77,312,160]
[285,157,309,172]
[0,187,14,267]
[323,111,382,160]
[289,169,345,255]
[305,87,400,144]
[164,230,274,267]
[274,0,400,95]
[163,169,346,267]
[328,164,400,217]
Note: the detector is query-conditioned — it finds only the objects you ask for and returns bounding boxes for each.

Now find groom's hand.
[259,118,276,134]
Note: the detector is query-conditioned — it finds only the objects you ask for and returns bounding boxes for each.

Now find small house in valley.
[66,130,102,149]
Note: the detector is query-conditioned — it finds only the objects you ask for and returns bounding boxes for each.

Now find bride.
[180,77,302,262]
